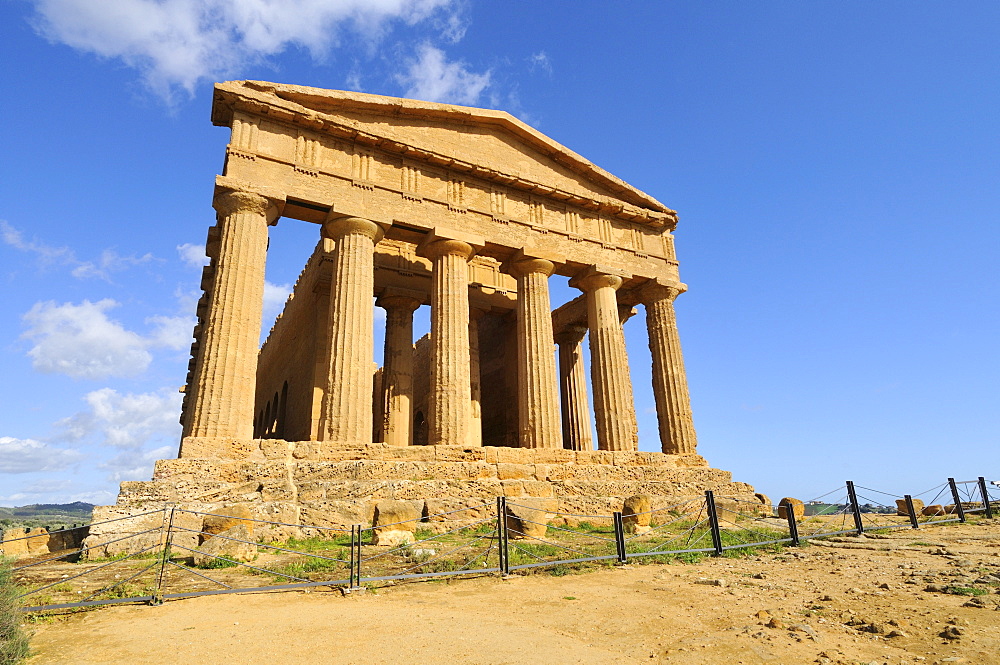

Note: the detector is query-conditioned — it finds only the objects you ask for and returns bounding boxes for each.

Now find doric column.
[318,216,384,445]
[640,282,698,454]
[424,239,476,446]
[184,189,273,443]
[554,326,593,451]
[377,291,421,446]
[510,258,563,449]
[572,270,638,451]
[469,307,486,447]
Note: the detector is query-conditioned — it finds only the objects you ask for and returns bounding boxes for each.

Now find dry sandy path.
[26,521,1000,665]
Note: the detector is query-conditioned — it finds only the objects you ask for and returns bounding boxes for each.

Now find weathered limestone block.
[373,500,423,532]
[896,498,926,516]
[192,524,257,567]
[24,528,50,554]
[180,437,264,461]
[433,447,489,463]
[504,498,556,540]
[622,494,653,534]
[0,530,30,557]
[201,504,255,543]
[575,450,615,465]
[372,499,424,546]
[485,447,535,465]
[260,438,296,460]
[497,463,534,480]
[922,504,946,516]
[777,498,805,520]
[714,498,743,524]
[422,499,493,522]
[299,501,375,530]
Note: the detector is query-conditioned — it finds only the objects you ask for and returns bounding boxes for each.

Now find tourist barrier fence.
[6,475,996,613]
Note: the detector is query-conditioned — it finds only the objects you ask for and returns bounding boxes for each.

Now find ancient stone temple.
[90,81,759,544]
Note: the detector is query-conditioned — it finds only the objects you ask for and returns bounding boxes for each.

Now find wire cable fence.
[9,474,996,613]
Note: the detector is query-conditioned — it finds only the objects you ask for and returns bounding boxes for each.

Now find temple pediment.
[212,80,674,225]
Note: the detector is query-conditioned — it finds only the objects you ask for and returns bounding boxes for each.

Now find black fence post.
[948,478,966,522]
[978,477,993,519]
[785,501,800,547]
[612,512,628,563]
[355,524,364,586]
[904,494,919,529]
[348,524,361,588]
[151,506,175,605]
[497,496,510,576]
[845,481,864,536]
[705,491,724,556]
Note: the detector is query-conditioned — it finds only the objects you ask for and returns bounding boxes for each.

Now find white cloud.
[2,221,156,281]
[21,298,196,379]
[0,437,83,474]
[528,51,552,74]
[0,220,75,265]
[146,314,195,350]
[260,280,292,337]
[22,300,153,379]
[70,248,156,280]
[30,0,459,101]
[177,242,209,268]
[57,388,182,449]
[397,42,490,105]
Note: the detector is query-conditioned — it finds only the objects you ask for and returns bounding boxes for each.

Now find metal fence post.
[348,524,358,588]
[705,491,724,556]
[978,477,993,519]
[948,478,966,522]
[845,481,864,536]
[785,501,800,547]
[496,496,510,576]
[904,494,919,529]
[353,524,364,587]
[152,506,175,605]
[612,512,628,563]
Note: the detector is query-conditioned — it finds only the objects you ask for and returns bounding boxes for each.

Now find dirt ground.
[24,519,1000,665]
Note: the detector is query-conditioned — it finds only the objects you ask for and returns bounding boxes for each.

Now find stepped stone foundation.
[88,81,759,555]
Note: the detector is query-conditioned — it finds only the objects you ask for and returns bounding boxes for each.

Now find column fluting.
[377,294,420,446]
[574,272,638,451]
[319,216,384,445]
[510,258,563,449]
[640,282,698,454]
[425,239,476,446]
[554,326,593,451]
[185,189,271,442]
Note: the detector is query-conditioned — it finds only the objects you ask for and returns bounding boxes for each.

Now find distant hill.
[0,502,94,529]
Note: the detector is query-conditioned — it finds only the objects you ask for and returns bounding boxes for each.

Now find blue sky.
[0,1,997,508]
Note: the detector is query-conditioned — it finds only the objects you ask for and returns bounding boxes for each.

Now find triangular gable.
[213,81,673,221]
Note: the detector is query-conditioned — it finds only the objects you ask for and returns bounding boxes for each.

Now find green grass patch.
[947,586,989,596]
[199,557,241,570]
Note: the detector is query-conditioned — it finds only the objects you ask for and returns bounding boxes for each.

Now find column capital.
[213,188,277,219]
[377,294,421,312]
[618,305,638,324]
[553,324,587,346]
[569,265,630,293]
[421,238,475,261]
[639,280,688,305]
[323,216,385,243]
[508,257,555,278]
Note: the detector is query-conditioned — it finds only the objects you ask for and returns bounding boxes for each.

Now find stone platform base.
[83,441,762,559]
